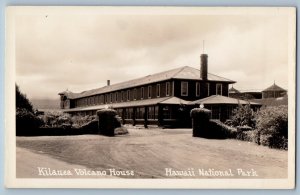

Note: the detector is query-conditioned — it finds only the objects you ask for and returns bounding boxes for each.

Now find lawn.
[16,128,288,178]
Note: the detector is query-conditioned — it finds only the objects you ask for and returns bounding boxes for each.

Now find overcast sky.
[15,10,290,100]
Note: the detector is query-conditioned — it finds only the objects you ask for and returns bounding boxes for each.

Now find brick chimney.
[200,54,208,80]
[107,80,110,86]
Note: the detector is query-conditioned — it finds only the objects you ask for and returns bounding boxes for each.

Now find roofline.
[65,78,236,100]
[61,66,236,99]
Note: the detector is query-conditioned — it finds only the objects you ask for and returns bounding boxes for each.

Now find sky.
[15,8,291,100]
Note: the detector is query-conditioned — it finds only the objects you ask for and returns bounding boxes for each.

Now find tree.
[231,104,256,128]
[16,84,34,113]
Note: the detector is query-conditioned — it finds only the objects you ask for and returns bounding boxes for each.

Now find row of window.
[72,81,223,108]
[115,106,159,120]
[74,82,171,107]
[180,82,223,96]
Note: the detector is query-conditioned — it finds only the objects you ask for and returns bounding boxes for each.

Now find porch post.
[144,106,148,128]
[158,105,164,127]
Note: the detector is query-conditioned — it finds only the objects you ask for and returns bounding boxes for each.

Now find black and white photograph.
[5,6,295,188]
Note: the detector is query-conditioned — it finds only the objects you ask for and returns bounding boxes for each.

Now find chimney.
[200,54,208,80]
[107,80,110,86]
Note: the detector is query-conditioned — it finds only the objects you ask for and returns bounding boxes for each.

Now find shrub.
[97,109,126,136]
[209,120,237,139]
[71,115,97,129]
[41,111,72,128]
[236,129,258,142]
[255,106,288,149]
[190,108,211,137]
[16,108,44,134]
[231,104,256,128]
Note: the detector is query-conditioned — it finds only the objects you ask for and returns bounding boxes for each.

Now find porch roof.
[63,96,190,112]
[189,95,261,105]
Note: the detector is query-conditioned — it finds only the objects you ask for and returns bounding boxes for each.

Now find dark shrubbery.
[16,108,44,135]
[97,109,128,136]
[255,106,288,149]
[16,84,34,113]
[16,85,44,135]
[236,129,259,142]
[190,108,211,137]
[209,120,237,139]
[41,111,72,128]
[231,104,256,128]
[190,108,237,139]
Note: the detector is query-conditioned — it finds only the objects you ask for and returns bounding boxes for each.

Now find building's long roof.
[60,66,236,99]
[189,95,261,105]
[63,96,190,112]
[262,83,287,92]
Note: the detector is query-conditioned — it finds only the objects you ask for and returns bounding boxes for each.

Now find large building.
[59,54,247,127]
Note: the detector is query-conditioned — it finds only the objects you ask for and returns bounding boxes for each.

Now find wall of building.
[173,80,229,101]
[68,80,174,109]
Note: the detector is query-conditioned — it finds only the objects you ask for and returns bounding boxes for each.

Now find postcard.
[5,6,295,189]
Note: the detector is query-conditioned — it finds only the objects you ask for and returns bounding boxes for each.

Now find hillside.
[30,99,60,110]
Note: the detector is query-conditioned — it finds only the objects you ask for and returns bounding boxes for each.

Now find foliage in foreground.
[234,105,288,150]
[231,104,256,128]
[255,106,288,150]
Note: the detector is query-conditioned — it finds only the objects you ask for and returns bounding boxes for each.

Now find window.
[110,93,113,103]
[148,106,155,119]
[148,86,152,98]
[162,105,174,119]
[105,94,108,103]
[100,95,104,104]
[127,90,130,101]
[124,108,133,119]
[121,91,124,102]
[166,82,170,96]
[157,84,160,97]
[196,82,200,97]
[115,93,118,102]
[141,87,144,99]
[133,88,137,100]
[206,83,210,96]
[181,81,188,96]
[216,83,222,95]
[136,107,145,119]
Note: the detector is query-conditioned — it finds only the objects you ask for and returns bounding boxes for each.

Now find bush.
[255,106,288,149]
[41,111,72,128]
[209,120,237,139]
[16,108,44,135]
[97,109,126,136]
[190,108,211,137]
[237,129,258,142]
[231,104,256,128]
[71,115,97,129]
